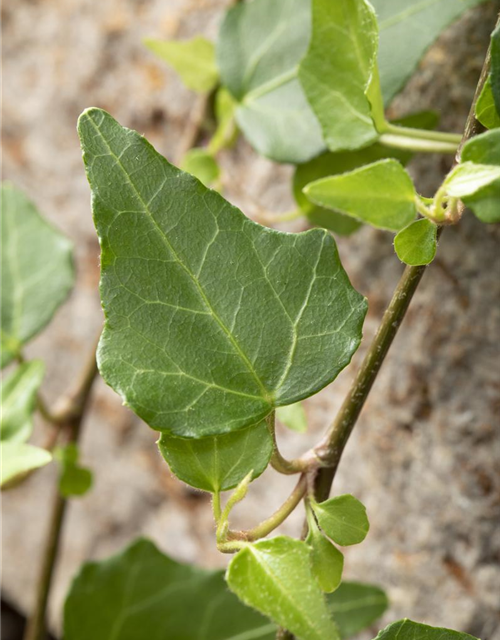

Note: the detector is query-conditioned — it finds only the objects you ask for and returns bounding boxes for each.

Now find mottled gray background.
[2,0,500,638]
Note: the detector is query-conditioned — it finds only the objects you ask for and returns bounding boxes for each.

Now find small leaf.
[443,162,500,198]
[158,421,273,492]
[226,536,340,640]
[1,183,74,368]
[306,513,344,593]
[216,0,324,163]
[299,0,382,152]
[276,402,307,433]
[59,464,93,498]
[1,442,52,488]
[373,619,479,640]
[304,159,416,232]
[64,538,276,640]
[208,88,238,155]
[1,360,44,443]
[475,78,500,130]
[327,582,389,639]
[181,148,220,187]
[311,494,369,546]
[144,36,219,93]
[78,108,367,439]
[394,219,437,266]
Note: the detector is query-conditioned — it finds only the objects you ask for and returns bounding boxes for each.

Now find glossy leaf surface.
[276,402,307,433]
[181,148,220,187]
[1,442,52,488]
[144,36,219,93]
[216,0,324,163]
[158,421,272,492]
[306,515,344,593]
[227,537,339,640]
[394,219,437,266]
[373,620,479,640]
[1,360,44,443]
[1,183,74,368]
[299,0,381,152]
[64,538,276,640]
[312,494,369,546]
[78,108,367,438]
[304,159,416,232]
[328,582,389,639]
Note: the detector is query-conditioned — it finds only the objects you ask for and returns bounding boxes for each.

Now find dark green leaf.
[373,619,479,640]
[306,513,344,593]
[490,24,500,116]
[226,536,340,640]
[78,108,367,439]
[1,442,52,488]
[158,420,272,492]
[327,582,389,639]
[64,537,276,640]
[276,402,307,433]
[475,78,500,130]
[144,36,219,93]
[311,494,369,546]
[304,159,416,232]
[394,219,437,266]
[1,183,74,368]
[1,360,44,443]
[216,0,324,163]
[299,0,382,153]
[181,148,220,187]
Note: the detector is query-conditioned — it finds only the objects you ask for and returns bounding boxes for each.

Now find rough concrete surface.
[2,0,499,638]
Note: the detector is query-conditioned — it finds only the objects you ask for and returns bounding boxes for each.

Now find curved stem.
[268,413,320,475]
[379,132,457,154]
[383,122,462,144]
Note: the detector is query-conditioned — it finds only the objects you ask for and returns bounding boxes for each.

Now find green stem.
[378,132,457,154]
[268,413,320,475]
[383,122,462,144]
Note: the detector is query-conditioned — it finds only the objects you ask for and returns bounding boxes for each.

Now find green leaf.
[475,78,500,130]
[55,444,93,498]
[394,219,437,266]
[327,582,389,639]
[1,442,52,488]
[276,402,307,433]
[299,0,382,153]
[304,159,416,232]
[226,536,340,640]
[208,87,238,155]
[1,183,74,368]
[64,537,276,640]
[144,36,219,93]
[181,148,220,187]
[311,494,369,547]
[1,360,44,443]
[158,420,272,492]
[306,512,344,593]
[460,129,500,222]
[373,619,479,640]
[490,24,500,116]
[443,162,500,198]
[78,108,367,439]
[216,0,324,163]
[374,0,488,104]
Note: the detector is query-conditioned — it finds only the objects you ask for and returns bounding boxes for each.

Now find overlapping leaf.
[373,619,479,640]
[306,509,344,593]
[330,582,389,639]
[311,494,369,546]
[1,183,74,367]
[78,108,367,439]
[394,219,437,266]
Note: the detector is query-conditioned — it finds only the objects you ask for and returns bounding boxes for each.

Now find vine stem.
[23,341,99,640]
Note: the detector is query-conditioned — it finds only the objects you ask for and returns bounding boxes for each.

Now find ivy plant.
[2,1,498,640]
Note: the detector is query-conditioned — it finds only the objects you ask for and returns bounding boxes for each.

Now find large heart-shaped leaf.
[1,183,74,368]
[64,538,276,640]
[78,108,367,439]
[216,0,324,163]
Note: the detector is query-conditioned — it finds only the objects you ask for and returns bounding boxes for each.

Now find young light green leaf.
[460,129,500,222]
[374,0,488,103]
[304,159,416,232]
[1,360,44,443]
[276,402,307,433]
[1,183,74,368]
[216,0,324,163]
[208,87,238,155]
[327,582,389,639]
[227,536,340,640]
[311,494,369,547]
[394,219,437,266]
[306,510,344,593]
[181,148,220,187]
[373,619,479,640]
[1,442,52,488]
[158,421,272,492]
[55,444,93,498]
[78,108,367,439]
[443,162,500,198]
[144,36,219,93]
[64,537,276,640]
[476,78,500,130]
[299,0,382,152]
